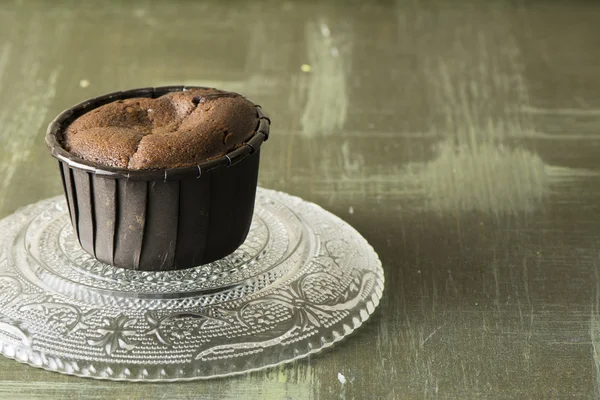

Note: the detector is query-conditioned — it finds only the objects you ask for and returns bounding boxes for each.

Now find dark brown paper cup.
[45,86,270,271]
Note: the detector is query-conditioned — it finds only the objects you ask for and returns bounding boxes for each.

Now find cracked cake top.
[61,88,259,170]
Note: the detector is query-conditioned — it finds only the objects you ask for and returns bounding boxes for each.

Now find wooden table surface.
[1,0,599,398]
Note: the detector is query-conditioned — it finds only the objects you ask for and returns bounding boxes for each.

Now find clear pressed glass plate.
[0,188,384,381]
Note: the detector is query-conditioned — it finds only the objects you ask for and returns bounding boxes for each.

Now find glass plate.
[0,188,384,381]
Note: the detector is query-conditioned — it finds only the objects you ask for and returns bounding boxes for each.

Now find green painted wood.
[0,0,599,398]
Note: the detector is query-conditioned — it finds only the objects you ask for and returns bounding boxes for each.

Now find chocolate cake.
[46,86,270,271]
[62,88,259,170]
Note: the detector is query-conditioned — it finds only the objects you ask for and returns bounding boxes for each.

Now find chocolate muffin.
[46,86,270,271]
[62,89,259,170]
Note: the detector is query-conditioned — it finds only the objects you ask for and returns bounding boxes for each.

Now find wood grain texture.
[1,0,599,398]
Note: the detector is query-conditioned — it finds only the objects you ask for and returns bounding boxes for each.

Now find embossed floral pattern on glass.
[0,188,384,381]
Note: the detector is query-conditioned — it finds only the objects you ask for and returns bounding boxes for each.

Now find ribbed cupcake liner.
[46,86,270,271]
